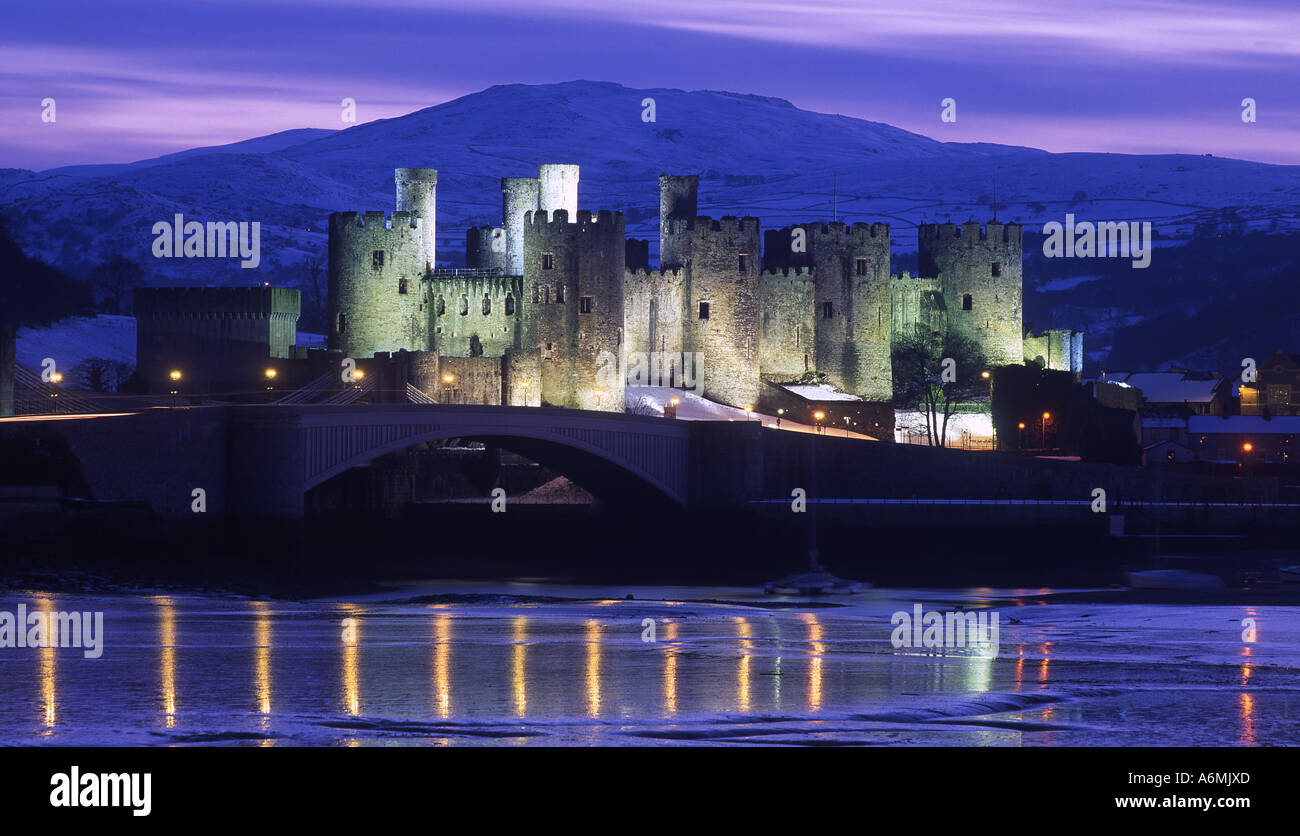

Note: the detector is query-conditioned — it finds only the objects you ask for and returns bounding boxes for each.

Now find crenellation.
[318,165,1059,432]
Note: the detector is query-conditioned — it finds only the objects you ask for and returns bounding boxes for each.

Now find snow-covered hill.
[3,80,1298,375]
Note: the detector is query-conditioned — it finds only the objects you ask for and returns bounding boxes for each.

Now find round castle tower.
[522,209,625,411]
[328,209,429,358]
[502,177,541,275]
[658,174,699,268]
[917,221,1023,366]
[394,167,438,270]
[537,164,579,217]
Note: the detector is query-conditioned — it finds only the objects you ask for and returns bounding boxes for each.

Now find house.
[1240,349,1300,416]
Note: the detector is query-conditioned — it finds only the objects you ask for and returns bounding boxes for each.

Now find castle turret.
[328,210,429,357]
[658,174,699,267]
[537,164,579,218]
[522,209,625,411]
[502,177,540,274]
[918,220,1023,366]
[394,168,438,270]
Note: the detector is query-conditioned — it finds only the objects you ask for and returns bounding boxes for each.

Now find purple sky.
[3,0,1297,170]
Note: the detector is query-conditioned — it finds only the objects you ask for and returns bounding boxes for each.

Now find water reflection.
[433,611,452,719]
[339,605,361,716]
[802,613,824,713]
[512,616,527,718]
[431,608,452,717]
[735,617,753,713]
[35,595,56,733]
[155,596,177,728]
[662,620,679,716]
[585,619,601,718]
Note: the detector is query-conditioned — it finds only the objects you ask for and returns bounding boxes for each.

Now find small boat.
[1124,569,1225,590]
[1279,566,1300,584]
[764,571,871,595]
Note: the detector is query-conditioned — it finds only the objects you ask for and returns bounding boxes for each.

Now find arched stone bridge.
[2,404,697,517]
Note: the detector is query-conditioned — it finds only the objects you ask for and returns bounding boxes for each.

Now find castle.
[326,165,1082,425]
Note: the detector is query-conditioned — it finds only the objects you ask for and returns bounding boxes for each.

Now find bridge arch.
[298,405,690,506]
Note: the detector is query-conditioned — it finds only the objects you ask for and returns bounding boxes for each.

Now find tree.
[891,329,989,448]
[88,256,144,314]
[300,255,326,333]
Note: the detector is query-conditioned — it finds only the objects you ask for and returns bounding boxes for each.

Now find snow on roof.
[1188,415,1300,434]
[1141,416,1188,428]
[1105,371,1221,404]
[780,383,862,402]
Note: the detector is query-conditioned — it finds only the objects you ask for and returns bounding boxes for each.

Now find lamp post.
[744,405,754,423]
[264,367,277,392]
[981,370,995,450]
[1017,421,1025,449]
[169,369,182,406]
[1042,411,1051,449]
[813,410,825,434]
[777,408,784,428]
[520,379,531,406]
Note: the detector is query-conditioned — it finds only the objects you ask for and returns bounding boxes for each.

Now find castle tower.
[394,168,438,271]
[537,164,579,218]
[328,210,429,357]
[917,220,1023,366]
[522,209,625,411]
[658,174,699,267]
[808,222,892,401]
[661,216,762,409]
[502,177,540,274]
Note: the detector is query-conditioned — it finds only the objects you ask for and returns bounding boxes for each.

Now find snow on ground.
[894,409,993,446]
[627,386,878,439]
[16,315,135,371]
[780,383,862,401]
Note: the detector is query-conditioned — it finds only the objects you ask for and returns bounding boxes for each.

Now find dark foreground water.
[1,583,1296,746]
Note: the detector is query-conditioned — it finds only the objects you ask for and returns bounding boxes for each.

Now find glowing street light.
[1041,411,1052,449]
[169,370,182,381]
[1242,442,1253,453]
[744,405,754,422]
[443,374,455,385]
[813,410,825,434]
[265,368,277,379]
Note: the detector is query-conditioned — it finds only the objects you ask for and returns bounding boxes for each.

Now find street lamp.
[264,367,277,391]
[777,408,784,428]
[169,369,182,405]
[744,405,754,422]
[981,370,995,449]
[1017,421,1025,449]
[813,410,825,434]
[1042,411,1051,449]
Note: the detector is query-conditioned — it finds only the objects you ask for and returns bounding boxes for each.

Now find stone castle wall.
[918,221,1023,366]
[328,210,429,357]
[522,209,626,411]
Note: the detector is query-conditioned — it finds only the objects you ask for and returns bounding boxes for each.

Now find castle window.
[337,312,346,333]
[822,301,833,319]
[855,258,868,277]
[579,296,593,314]
[532,284,539,304]
[544,342,554,361]
[543,286,550,304]
[436,296,445,316]
[795,325,800,347]
[542,253,554,270]
[482,294,491,315]
[505,293,515,316]
[372,250,384,269]
[991,262,1002,277]
[398,277,409,295]
[459,295,469,316]
[555,283,565,303]
[698,301,710,320]
[962,294,973,311]
[738,254,748,272]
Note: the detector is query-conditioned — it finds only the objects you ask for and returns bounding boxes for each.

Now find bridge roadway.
[0,403,1278,519]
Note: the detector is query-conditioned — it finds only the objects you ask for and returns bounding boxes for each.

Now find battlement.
[918,220,1021,243]
[625,266,684,280]
[524,209,625,229]
[134,286,301,317]
[663,216,761,235]
[803,221,890,240]
[760,266,815,279]
[329,210,422,232]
